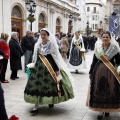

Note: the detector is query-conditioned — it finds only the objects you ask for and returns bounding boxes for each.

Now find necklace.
[102,43,110,53]
[42,41,50,49]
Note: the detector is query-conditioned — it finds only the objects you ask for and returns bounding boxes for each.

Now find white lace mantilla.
[95,43,119,60]
[39,41,51,55]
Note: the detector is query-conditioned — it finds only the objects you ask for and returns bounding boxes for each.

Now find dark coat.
[9,38,22,71]
[21,35,35,53]
[83,36,88,49]
[90,37,96,50]
[68,37,72,49]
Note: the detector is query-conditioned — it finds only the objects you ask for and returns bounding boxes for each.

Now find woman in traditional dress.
[68,31,86,73]
[24,28,74,114]
[86,31,120,120]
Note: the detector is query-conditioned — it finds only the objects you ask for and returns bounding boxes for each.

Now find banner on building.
[109,15,119,35]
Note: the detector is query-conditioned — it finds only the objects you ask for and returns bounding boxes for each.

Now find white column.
[47,5,51,29]
[65,16,69,33]
[50,8,55,34]
[2,0,11,35]
[51,13,53,32]
[52,12,56,35]
[62,14,65,33]
[0,0,3,33]
[32,7,39,32]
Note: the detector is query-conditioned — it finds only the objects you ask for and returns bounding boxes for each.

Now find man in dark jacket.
[21,31,35,72]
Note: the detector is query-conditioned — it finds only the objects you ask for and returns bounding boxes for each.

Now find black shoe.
[105,112,109,117]
[15,77,19,79]
[75,70,78,74]
[10,77,15,80]
[49,104,54,108]
[30,109,39,114]
[97,115,103,120]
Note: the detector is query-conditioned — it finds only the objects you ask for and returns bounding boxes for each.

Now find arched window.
[11,6,23,40]
[56,18,61,26]
[56,18,61,33]
[39,13,45,23]
[11,6,22,18]
[38,13,46,31]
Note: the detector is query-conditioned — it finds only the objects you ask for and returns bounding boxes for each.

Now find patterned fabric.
[39,41,51,55]
[69,44,82,66]
[24,54,74,104]
[90,62,120,108]
[26,68,32,80]
[95,43,119,60]
[25,54,63,97]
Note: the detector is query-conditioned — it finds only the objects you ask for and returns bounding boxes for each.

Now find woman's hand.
[89,74,93,80]
[55,71,59,76]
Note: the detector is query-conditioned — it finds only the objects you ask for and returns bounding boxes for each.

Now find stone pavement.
[1,51,120,120]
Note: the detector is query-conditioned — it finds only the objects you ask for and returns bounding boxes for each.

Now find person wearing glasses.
[9,32,23,80]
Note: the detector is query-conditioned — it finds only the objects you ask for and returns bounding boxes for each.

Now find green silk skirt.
[24,55,74,104]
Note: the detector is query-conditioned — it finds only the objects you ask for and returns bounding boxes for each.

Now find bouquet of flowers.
[27,16,36,22]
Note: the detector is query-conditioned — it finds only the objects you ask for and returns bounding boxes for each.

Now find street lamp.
[68,14,73,33]
[25,0,37,31]
[86,16,90,36]
[69,15,73,20]
[86,21,89,36]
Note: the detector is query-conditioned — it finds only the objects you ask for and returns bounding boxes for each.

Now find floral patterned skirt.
[86,62,120,112]
[24,56,74,105]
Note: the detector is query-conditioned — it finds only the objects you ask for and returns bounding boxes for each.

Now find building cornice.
[113,1,120,5]
[39,0,79,14]
[86,3,103,7]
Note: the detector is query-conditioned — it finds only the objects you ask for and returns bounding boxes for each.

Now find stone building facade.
[75,0,106,35]
[0,0,80,40]
[85,0,106,34]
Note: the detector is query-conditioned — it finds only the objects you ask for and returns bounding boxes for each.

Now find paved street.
[2,51,120,120]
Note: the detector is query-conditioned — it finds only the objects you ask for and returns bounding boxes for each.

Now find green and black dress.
[24,41,74,105]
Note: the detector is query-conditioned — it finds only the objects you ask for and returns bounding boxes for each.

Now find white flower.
[57,74,62,81]
[117,66,120,75]
[26,63,35,68]
[0,55,3,60]
[80,48,86,52]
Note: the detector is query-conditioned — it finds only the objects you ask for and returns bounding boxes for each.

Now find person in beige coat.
[60,37,69,60]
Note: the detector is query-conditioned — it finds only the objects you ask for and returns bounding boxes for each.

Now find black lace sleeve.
[89,54,98,74]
